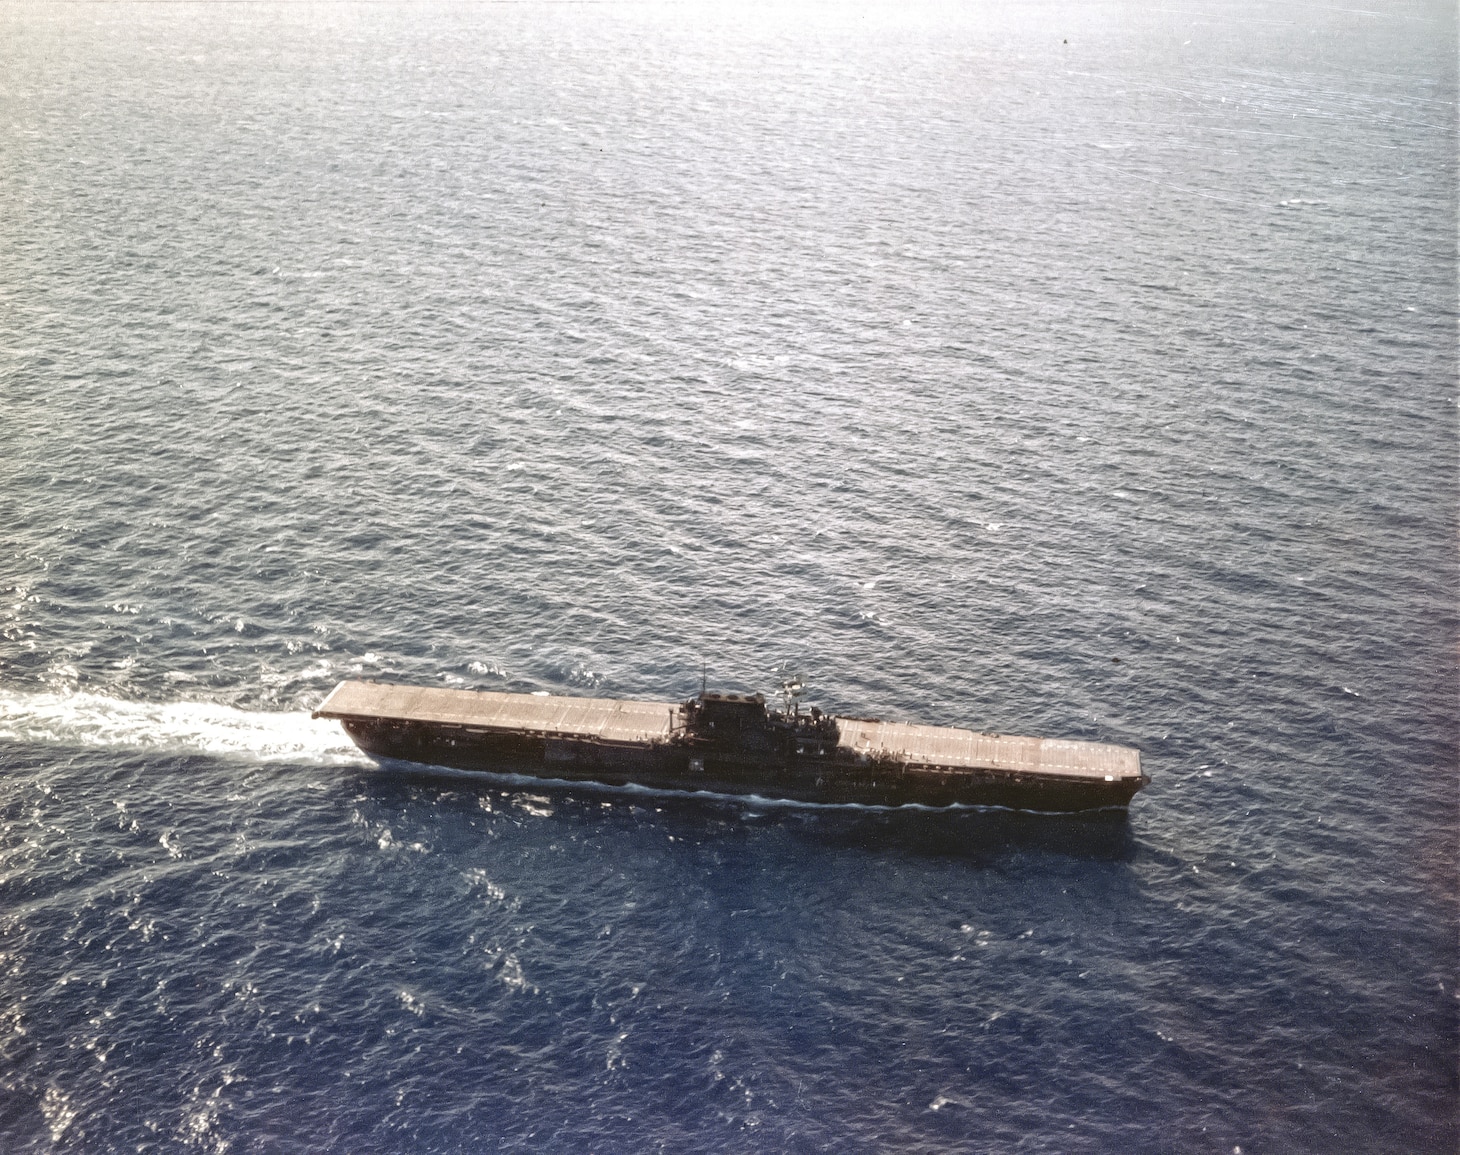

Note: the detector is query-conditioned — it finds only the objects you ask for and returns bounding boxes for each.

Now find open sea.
[1,1,1456,1151]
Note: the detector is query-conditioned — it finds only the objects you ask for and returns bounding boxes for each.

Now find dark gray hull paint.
[342,718,1146,812]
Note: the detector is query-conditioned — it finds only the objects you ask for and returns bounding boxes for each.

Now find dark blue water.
[2,1,1456,1151]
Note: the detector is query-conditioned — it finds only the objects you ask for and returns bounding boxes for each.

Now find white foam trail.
[0,687,367,765]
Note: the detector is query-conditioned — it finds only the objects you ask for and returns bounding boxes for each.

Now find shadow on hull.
[353,753,1141,863]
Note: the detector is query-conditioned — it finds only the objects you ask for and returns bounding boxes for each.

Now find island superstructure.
[313,679,1146,811]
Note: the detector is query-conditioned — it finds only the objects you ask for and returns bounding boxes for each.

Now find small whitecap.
[398,990,425,1016]
[513,795,554,818]
[497,954,538,993]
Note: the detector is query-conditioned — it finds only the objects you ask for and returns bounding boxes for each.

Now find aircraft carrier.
[313,678,1146,811]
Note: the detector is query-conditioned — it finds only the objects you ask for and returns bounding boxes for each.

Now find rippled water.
[2,1,1456,1151]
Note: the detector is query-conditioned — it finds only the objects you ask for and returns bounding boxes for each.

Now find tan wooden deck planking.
[833,718,1141,781]
[315,681,1141,781]
[315,680,677,744]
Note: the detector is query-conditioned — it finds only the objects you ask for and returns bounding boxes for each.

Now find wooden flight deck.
[314,680,1143,788]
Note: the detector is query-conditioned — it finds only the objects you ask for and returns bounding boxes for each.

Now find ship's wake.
[0,686,367,765]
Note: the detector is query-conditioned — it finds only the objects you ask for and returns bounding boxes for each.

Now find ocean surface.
[1,1,1456,1151]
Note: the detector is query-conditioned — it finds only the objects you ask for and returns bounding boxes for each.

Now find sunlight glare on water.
[0,0,1455,1151]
